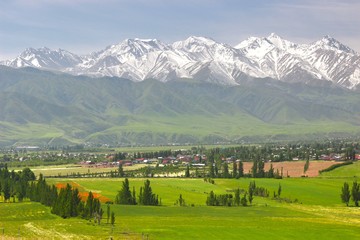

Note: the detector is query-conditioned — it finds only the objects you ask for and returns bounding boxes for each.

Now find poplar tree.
[111,212,115,226]
[238,161,244,177]
[223,162,230,178]
[107,203,110,224]
[278,184,282,198]
[252,161,258,178]
[341,182,351,206]
[185,165,190,178]
[118,164,124,177]
[234,188,240,206]
[232,161,238,178]
[248,181,255,204]
[351,181,360,207]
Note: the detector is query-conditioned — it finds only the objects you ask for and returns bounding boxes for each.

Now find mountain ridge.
[1,65,360,146]
[1,34,359,89]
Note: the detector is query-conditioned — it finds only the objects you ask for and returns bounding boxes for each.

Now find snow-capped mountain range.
[2,33,360,89]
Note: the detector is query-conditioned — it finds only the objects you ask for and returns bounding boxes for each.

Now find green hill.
[1,66,360,146]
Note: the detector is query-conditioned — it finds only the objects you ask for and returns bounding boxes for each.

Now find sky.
[0,0,359,60]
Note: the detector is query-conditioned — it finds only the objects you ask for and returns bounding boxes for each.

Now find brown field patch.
[55,182,111,203]
[55,181,111,203]
[55,181,81,190]
[78,192,111,203]
[55,183,67,189]
[242,161,337,177]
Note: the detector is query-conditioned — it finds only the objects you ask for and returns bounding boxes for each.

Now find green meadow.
[1,163,360,239]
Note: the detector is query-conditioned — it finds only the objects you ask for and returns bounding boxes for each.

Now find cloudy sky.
[0,0,359,60]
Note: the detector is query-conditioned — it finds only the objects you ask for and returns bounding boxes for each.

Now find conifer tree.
[3,180,10,202]
[118,164,124,177]
[206,191,216,206]
[241,193,248,206]
[341,182,351,206]
[304,159,310,174]
[234,188,240,206]
[209,162,215,178]
[351,181,360,207]
[252,160,258,178]
[115,178,135,205]
[107,203,110,224]
[238,161,244,177]
[177,194,185,206]
[223,162,230,178]
[85,191,94,219]
[278,184,282,198]
[268,164,274,178]
[111,212,115,226]
[257,161,265,178]
[232,161,238,178]
[132,187,137,205]
[248,181,255,204]
[138,180,159,205]
[185,165,190,178]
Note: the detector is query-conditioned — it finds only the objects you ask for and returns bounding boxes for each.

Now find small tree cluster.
[114,179,161,206]
[138,179,160,206]
[0,166,36,203]
[175,194,186,206]
[51,184,102,220]
[341,181,360,207]
[206,191,233,206]
[203,178,215,184]
[27,174,58,206]
[253,186,270,198]
[115,178,136,205]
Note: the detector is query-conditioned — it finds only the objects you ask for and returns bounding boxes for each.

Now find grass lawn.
[319,161,360,178]
[1,161,359,239]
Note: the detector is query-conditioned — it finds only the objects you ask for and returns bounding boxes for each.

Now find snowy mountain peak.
[8,47,82,69]
[313,35,356,54]
[267,33,281,39]
[2,34,360,89]
[265,33,297,51]
[118,38,168,52]
[172,36,217,50]
[125,38,167,49]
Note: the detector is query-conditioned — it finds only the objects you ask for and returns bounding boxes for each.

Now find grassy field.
[17,164,147,177]
[1,162,360,239]
[319,161,360,178]
[3,114,360,146]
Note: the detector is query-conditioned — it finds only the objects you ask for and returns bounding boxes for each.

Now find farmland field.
[20,164,146,177]
[1,162,360,239]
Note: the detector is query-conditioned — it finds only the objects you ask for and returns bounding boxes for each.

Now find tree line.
[0,165,115,225]
[206,181,286,207]
[0,165,35,202]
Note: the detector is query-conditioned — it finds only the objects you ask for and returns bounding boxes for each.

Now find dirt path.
[24,222,88,240]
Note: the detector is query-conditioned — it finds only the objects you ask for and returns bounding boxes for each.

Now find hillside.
[1,66,360,146]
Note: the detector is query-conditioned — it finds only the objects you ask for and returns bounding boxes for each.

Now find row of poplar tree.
[0,165,36,202]
[206,181,281,207]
